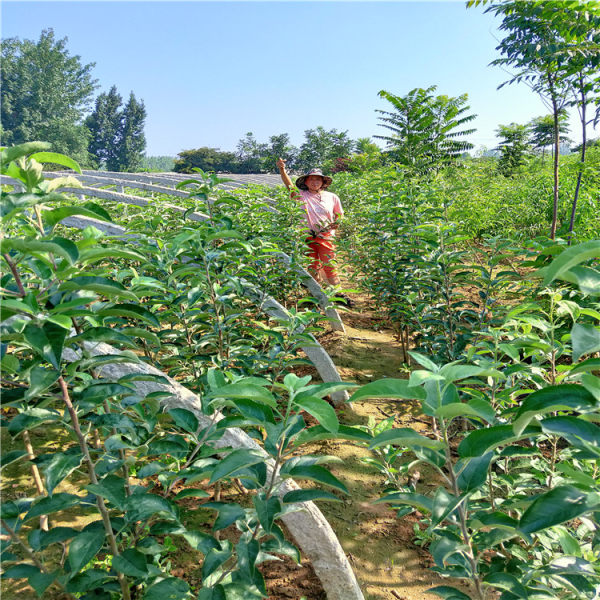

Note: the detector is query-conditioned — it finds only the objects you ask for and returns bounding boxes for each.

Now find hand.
[276,157,286,171]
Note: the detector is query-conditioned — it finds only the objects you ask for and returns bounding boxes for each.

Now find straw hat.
[295,168,333,191]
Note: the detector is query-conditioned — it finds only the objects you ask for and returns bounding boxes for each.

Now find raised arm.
[276,157,294,190]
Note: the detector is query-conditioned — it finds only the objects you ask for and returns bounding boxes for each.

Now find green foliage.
[375,86,476,174]
[296,126,355,174]
[0,29,97,165]
[529,113,571,159]
[357,241,600,599]
[140,155,176,172]
[86,87,147,172]
[496,122,531,176]
[173,147,238,173]
[1,143,359,599]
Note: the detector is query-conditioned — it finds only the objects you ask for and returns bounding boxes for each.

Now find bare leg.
[310,267,326,283]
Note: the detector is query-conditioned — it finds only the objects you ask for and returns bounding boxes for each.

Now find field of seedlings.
[1,140,599,600]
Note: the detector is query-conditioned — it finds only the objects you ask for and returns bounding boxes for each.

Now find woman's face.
[305,175,324,192]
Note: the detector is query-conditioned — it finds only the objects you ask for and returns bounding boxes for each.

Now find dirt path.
[299,283,473,600]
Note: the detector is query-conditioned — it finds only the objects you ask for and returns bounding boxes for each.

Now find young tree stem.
[57,376,131,600]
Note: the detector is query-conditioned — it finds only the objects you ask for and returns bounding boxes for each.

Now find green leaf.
[59,276,138,301]
[86,474,127,509]
[295,424,372,445]
[349,378,426,403]
[143,577,191,600]
[0,450,27,470]
[174,489,210,500]
[0,298,35,317]
[1,564,57,597]
[124,494,177,522]
[202,544,232,579]
[458,425,540,457]
[209,383,277,408]
[197,586,226,600]
[373,491,433,513]
[1,141,51,165]
[427,585,472,599]
[96,303,160,327]
[431,487,462,527]
[513,384,597,435]
[25,493,79,521]
[81,382,134,401]
[2,238,78,264]
[456,452,493,493]
[294,381,358,400]
[70,326,138,348]
[168,408,199,433]
[283,464,348,494]
[112,548,149,578]
[29,151,81,172]
[25,366,60,400]
[208,449,265,485]
[42,206,110,227]
[438,364,486,382]
[559,265,600,296]
[571,323,600,362]
[436,399,494,423]
[68,529,105,573]
[569,358,600,376]
[203,503,245,531]
[181,530,220,555]
[44,451,82,495]
[408,351,439,372]
[581,373,600,402]
[1,564,39,579]
[65,568,111,594]
[294,395,339,433]
[29,526,78,550]
[542,240,600,286]
[541,416,600,449]
[282,489,342,504]
[519,485,599,535]
[23,322,67,369]
[8,408,60,435]
[253,493,281,534]
[369,428,444,450]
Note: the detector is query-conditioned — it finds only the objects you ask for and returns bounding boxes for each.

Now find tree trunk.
[550,93,560,240]
[568,74,587,245]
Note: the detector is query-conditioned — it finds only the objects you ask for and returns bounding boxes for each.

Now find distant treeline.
[173,128,369,175]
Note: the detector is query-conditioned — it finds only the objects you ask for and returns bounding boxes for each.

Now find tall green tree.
[263,133,297,173]
[495,122,531,176]
[173,147,237,173]
[552,1,600,240]
[1,29,97,164]
[295,127,355,172]
[236,132,268,173]
[85,86,123,170]
[375,86,476,173]
[117,93,146,172]
[483,1,572,238]
[529,112,571,163]
[86,88,146,171]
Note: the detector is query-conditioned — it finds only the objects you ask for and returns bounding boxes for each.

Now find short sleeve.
[332,193,343,217]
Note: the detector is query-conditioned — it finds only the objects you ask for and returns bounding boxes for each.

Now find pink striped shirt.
[297,190,344,238]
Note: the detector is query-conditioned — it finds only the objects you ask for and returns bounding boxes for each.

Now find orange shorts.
[306,236,337,279]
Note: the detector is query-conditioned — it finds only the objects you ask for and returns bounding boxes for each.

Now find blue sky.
[2,1,593,156]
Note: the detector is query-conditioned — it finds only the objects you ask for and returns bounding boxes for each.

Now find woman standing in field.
[276,158,351,304]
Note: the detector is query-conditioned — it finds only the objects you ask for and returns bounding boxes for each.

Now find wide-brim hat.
[295,168,333,191]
